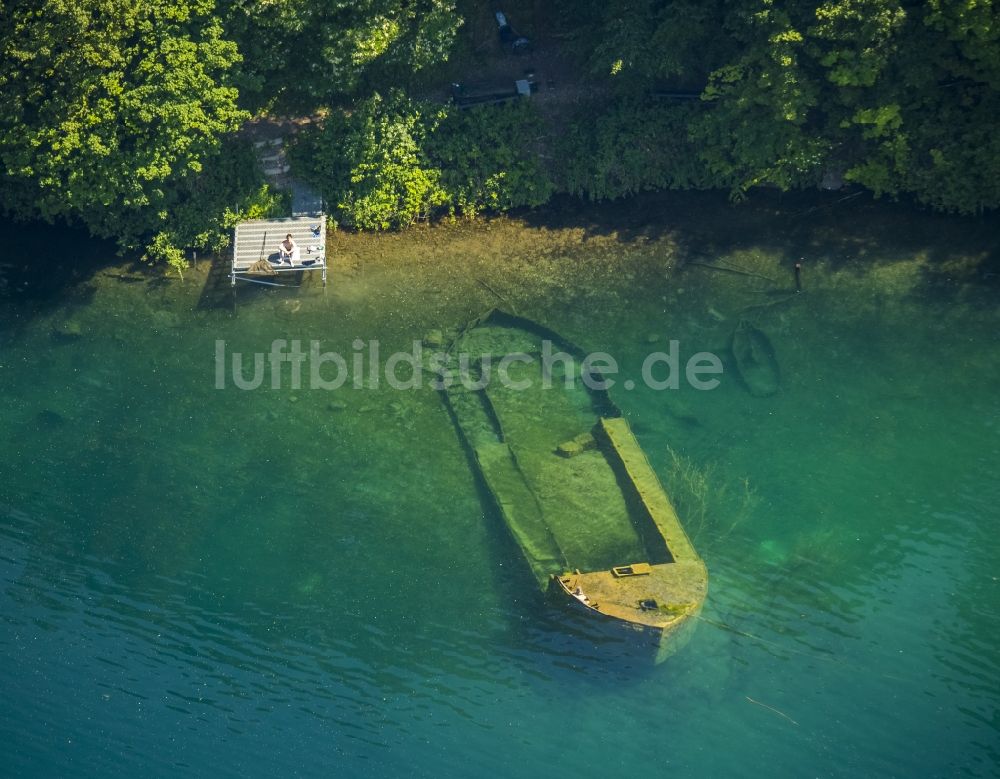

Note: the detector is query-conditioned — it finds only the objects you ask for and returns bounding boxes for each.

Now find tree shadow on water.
[0,218,122,293]
[514,188,1000,290]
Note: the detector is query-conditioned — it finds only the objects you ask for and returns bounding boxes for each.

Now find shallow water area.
[1,193,998,777]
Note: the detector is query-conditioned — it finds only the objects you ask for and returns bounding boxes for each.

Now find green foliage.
[291,92,448,230]
[688,4,829,195]
[822,0,1000,213]
[142,139,288,276]
[0,0,249,263]
[427,102,554,216]
[2,0,997,263]
[144,232,190,279]
[556,0,730,81]
[556,100,716,200]
[291,94,553,228]
[810,0,905,87]
[221,0,462,112]
[556,0,1000,213]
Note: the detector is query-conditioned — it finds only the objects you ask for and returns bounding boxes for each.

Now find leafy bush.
[556,99,717,200]
[291,93,554,228]
[427,102,554,217]
[143,140,287,277]
[0,0,249,272]
[291,92,447,230]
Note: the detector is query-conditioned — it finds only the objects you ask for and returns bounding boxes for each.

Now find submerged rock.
[555,431,597,458]
[731,319,780,397]
[35,409,68,428]
[52,319,84,341]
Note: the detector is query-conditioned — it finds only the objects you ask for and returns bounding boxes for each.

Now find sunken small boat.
[731,319,780,397]
[437,310,708,660]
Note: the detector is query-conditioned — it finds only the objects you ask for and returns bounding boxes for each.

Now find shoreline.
[0,187,997,331]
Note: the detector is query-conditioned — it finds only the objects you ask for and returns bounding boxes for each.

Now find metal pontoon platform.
[231,215,327,287]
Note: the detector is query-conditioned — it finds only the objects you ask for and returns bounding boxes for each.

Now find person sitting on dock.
[278,234,299,265]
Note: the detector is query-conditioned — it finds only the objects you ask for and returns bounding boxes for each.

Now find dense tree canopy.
[0,0,996,271]
[221,0,462,112]
[564,0,1000,212]
[290,94,552,228]
[0,0,250,271]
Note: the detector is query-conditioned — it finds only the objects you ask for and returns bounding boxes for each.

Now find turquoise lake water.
[1,196,998,776]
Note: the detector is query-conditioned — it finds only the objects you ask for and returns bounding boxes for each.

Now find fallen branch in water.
[793,190,864,217]
[684,261,777,284]
[477,277,517,313]
[746,696,799,726]
[738,293,801,315]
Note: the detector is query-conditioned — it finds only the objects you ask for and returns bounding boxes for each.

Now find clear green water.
[1,194,998,776]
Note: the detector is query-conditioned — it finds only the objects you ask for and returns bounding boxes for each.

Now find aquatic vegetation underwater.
[665,446,758,552]
[1,195,998,777]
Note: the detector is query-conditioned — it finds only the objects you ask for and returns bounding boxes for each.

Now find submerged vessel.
[437,310,708,660]
[731,319,780,397]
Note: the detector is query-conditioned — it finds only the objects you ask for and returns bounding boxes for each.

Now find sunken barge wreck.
[437,310,708,661]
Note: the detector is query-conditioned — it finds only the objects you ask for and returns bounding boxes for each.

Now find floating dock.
[232,135,327,287]
[231,215,326,287]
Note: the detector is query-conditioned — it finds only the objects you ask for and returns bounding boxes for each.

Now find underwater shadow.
[512,188,1000,291]
[0,217,121,327]
[196,254,331,312]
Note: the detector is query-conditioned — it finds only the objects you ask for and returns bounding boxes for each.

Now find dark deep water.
[1,194,998,777]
